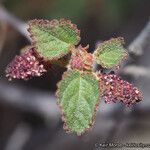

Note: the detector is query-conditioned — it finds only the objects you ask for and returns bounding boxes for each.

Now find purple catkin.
[5,49,46,80]
[98,73,143,106]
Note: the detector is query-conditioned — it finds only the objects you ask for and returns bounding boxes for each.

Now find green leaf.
[94,37,128,68]
[56,70,100,135]
[28,19,80,61]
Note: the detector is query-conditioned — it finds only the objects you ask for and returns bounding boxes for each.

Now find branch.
[0,80,60,127]
[0,21,7,55]
[0,6,31,41]
[122,65,150,78]
[128,19,150,56]
[4,123,32,150]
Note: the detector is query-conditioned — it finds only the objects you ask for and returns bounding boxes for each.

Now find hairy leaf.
[94,37,128,68]
[28,19,80,61]
[57,70,100,135]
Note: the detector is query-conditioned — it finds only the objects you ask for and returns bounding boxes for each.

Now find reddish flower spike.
[98,73,143,106]
[5,49,46,80]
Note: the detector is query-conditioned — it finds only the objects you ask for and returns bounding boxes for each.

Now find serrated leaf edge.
[28,19,81,61]
[93,37,128,68]
[56,70,101,136]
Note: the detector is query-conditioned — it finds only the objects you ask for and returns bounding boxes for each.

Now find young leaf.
[94,37,128,68]
[56,70,100,135]
[69,45,93,71]
[28,19,80,61]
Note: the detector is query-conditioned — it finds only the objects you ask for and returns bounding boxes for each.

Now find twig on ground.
[122,65,150,78]
[128,19,150,56]
[0,5,31,41]
[0,80,60,127]
[4,123,32,150]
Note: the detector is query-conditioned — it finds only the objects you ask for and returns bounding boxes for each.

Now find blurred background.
[0,0,150,150]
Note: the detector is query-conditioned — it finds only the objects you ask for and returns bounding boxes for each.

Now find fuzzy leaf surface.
[57,70,100,135]
[28,19,80,60]
[94,37,128,68]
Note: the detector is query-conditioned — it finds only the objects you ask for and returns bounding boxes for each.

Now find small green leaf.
[28,19,80,61]
[56,70,100,135]
[94,37,128,68]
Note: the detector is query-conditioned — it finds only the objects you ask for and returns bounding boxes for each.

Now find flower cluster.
[5,49,46,80]
[69,45,93,71]
[98,73,143,106]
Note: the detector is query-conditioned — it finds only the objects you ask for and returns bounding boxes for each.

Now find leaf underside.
[94,37,128,68]
[28,19,80,61]
[57,70,100,135]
